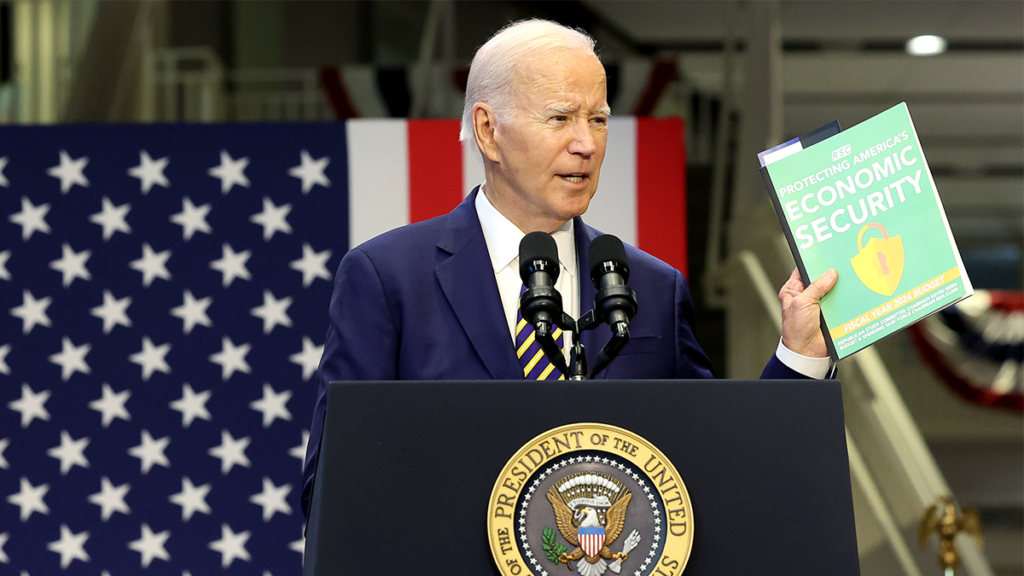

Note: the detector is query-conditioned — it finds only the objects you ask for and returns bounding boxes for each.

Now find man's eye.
[551,115,568,122]
[592,116,608,125]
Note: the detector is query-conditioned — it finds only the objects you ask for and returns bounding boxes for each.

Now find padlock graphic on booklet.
[850,223,904,296]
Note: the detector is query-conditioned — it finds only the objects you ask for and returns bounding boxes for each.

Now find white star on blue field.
[0,123,342,575]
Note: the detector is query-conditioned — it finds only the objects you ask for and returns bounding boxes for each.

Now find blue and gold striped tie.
[515,290,565,380]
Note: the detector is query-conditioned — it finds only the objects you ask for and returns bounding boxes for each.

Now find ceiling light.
[906,35,948,56]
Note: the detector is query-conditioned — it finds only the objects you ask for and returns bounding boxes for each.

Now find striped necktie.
[515,288,565,380]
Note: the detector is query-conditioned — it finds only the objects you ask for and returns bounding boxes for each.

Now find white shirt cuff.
[775,339,833,379]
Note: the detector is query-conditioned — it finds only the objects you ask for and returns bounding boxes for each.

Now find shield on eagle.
[578,525,606,557]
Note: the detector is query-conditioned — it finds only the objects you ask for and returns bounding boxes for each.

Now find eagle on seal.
[546,486,632,576]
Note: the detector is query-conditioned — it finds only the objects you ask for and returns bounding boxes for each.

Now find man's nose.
[567,121,597,157]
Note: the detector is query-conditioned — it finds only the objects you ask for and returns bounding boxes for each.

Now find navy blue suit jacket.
[301,189,802,516]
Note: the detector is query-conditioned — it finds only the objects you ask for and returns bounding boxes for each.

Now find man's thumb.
[803,269,838,302]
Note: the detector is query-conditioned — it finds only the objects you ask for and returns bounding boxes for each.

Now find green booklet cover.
[759,102,973,361]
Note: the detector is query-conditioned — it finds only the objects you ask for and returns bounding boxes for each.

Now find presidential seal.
[488,423,693,576]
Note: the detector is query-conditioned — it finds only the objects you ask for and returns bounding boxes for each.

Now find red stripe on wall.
[633,60,677,117]
[320,68,358,120]
[637,117,687,275]
[408,120,464,223]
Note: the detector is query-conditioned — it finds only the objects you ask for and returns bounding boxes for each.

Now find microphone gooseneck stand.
[519,233,638,381]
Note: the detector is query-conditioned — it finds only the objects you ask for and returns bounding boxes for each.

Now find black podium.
[304,380,859,575]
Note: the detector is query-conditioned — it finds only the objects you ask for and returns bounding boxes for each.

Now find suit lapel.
[435,189,521,380]
[574,218,604,376]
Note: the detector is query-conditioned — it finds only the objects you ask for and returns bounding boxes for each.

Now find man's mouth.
[559,173,587,183]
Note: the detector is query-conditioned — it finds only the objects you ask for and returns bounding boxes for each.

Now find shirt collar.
[475,184,576,278]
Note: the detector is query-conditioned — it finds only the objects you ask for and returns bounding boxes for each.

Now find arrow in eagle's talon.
[609,529,641,573]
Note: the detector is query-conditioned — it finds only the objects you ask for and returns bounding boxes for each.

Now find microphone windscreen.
[519,232,560,281]
[589,234,629,280]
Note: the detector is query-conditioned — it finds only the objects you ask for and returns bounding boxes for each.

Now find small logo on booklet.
[488,423,694,576]
[832,143,852,161]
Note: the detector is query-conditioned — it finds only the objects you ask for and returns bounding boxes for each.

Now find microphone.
[519,232,569,376]
[587,235,638,379]
[589,234,638,337]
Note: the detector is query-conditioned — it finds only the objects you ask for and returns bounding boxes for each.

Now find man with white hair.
[301,19,836,518]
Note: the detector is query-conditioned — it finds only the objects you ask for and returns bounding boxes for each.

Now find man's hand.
[779,268,837,358]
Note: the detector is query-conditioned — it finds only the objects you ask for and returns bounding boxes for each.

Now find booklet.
[759,102,973,361]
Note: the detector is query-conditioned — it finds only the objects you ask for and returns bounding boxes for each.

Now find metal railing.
[146,47,333,123]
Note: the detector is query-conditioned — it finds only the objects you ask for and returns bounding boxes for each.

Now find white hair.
[459,19,598,144]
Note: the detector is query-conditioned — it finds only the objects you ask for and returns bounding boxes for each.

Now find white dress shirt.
[774,340,832,379]
[474,185,832,379]
[476,187,577,363]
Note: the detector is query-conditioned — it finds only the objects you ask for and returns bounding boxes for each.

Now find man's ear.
[473,103,501,163]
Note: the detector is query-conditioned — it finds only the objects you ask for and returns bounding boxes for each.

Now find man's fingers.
[801,269,838,303]
[779,268,804,304]
[784,267,804,290]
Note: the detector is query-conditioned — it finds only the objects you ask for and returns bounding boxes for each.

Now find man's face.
[490,48,609,232]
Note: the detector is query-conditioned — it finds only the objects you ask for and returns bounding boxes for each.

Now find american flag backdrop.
[0,123,347,575]
[0,118,686,575]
